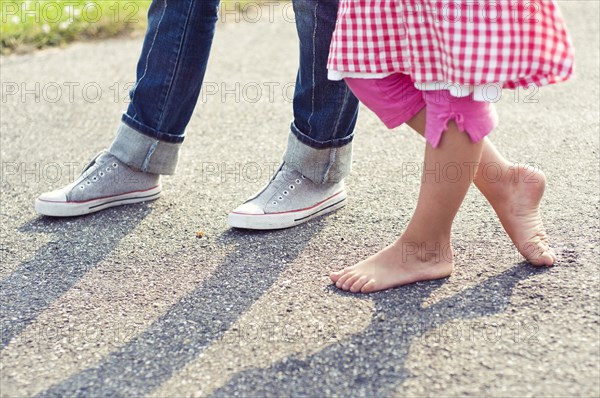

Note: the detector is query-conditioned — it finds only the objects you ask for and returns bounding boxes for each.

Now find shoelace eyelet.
[295,179,301,184]
[106,167,112,172]
[283,191,289,195]
[278,196,283,200]
[272,201,278,205]
[112,163,118,168]
[86,181,92,185]
[99,172,105,177]
[79,185,85,190]
[92,176,98,182]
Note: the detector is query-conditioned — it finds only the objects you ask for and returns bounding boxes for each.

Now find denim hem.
[121,114,186,144]
[290,122,355,149]
[109,122,181,175]
[283,131,353,184]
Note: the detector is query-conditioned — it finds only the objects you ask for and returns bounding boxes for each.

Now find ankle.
[394,235,453,264]
[477,163,546,203]
[475,165,513,200]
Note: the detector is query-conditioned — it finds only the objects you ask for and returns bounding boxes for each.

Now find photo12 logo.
[401,1,542,24]
[218,1,296,24]
[1,81,138,104]
[1,1,146,25]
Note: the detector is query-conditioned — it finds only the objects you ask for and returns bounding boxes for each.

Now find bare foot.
[330,237,454,293]
[482,164,556,266]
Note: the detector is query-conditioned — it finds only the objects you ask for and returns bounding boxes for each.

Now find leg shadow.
[210,264,548,397]
[1,206,152,348]
[37,220,326,397]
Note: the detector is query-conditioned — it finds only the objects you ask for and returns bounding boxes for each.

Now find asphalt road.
[1,2,599,397]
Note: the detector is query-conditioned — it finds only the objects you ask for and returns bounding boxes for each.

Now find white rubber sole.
[227,190,347,230]
[35,185,162,217]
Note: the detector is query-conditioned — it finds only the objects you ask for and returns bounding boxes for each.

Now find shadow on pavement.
[209,264,548,397]
[37,220,326,397]
[0,205,153,348]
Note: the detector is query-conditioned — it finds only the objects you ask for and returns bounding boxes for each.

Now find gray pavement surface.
[1,2,599,397]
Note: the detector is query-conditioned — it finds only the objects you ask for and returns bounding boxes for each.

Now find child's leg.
[332,120,483,293]
[332,75,556,293]
[342,74,555,267]
[405,110,556,266]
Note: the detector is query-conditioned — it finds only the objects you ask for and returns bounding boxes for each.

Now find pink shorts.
[345,74,499,148]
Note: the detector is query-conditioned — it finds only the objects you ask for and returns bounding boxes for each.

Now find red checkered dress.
[327,0,574,88]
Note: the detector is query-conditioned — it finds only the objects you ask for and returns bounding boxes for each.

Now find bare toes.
[361,279,377,294]
[330,266,352,282]
[350,276,369,293]
[532,251,556,267]
[335,271,355,288]
[522,242,556,267]
[342,273,362,290]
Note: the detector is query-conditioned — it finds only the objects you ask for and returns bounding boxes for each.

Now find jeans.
[109,0,359,183]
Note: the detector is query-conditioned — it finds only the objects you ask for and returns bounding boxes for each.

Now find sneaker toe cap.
[231,201,265,215]
[38,190,67,203]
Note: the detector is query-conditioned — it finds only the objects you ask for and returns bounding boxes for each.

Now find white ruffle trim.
[328,70,503,102]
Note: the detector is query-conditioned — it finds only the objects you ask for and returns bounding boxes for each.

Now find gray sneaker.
[35,151,161,217]
[228,163,347,230]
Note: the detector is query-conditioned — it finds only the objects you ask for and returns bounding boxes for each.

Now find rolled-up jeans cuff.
[290,121,354,149]
[108,122,181,175]
[283,132,352,184]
